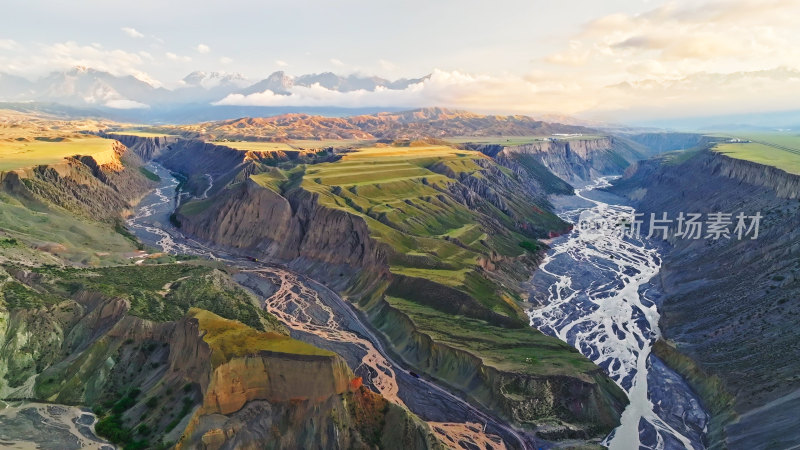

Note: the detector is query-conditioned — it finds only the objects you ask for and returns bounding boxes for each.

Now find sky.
[1,0,800,121]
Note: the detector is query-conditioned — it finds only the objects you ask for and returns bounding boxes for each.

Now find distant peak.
[182,71,249,89]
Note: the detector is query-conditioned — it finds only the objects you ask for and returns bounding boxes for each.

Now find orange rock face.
[201,352,352,415]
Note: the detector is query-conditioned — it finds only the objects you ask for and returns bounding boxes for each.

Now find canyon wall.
[468,136,648,185]
[169,140,629,441]
[175,178,390,292]
[609,150,800,449]
[0,139,152,220]
[101,133,179,161]
[0,142,438,449]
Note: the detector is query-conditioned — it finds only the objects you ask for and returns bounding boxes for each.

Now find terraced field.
[300,146,507,269]
[279,145,564,320]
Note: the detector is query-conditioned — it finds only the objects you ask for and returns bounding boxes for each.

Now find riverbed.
[127,162,537,449]
[527,177,709,449]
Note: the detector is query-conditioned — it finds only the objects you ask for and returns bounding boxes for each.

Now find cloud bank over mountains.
[0,0,799,121]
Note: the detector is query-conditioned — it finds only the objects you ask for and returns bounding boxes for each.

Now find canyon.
[0,110,797,449]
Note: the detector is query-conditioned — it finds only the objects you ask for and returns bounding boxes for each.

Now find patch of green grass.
[0,280,60,309]
[661,149,703,166]
[178,198,214,216]
[0,134,116,172]
[138,167,161,181]
[0,190,138,265]
[389,267,468,287]
[519,240,540,253]
[15,263,283,332]
[287,144,566,321]
[384,295,596,375]
[712,134,800,175]
[189,308,333,367]
[94,388,155,450]
[250,168,289,193]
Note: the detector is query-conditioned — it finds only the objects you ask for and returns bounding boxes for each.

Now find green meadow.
[0,134,116,172]
[384,295,598,375]
[712,133,800,175]
[190,308,333,368]
[262,144,563,320]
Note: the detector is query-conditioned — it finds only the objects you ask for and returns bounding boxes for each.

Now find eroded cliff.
[467,136,648,185]
[171,143,629,442]
[0,138,439,449]
[609,149,800,449]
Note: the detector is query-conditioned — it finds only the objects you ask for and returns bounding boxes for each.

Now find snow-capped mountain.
[237,71,430,96]
[0,67,430,116]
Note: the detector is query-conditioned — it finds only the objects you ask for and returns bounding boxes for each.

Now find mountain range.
[164,107,595,141]
[0,67,428,111]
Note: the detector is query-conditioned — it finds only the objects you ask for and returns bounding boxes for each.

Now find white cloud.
[213,65,800,121]
[196,44,211,54]
[5,41,153,80]
[0,39,18,50]
[275,60,288,67]
[105,99,150,109]
[214,69,579,111]
[329,58,344,66]
[166,52,191,62]
[379,59,395,71]
[527,0,800,119]
[546,0,800,79]
[220,56,233,65]
[121,27,144,39]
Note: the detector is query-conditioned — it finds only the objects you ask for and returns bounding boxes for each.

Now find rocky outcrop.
[368,298,627,436]
[100,133,179,161]
[467,137,647,185]
[711,152,800,199]
[170,143,627,442]
[0,140,152,220]
[176,179,390,290]
[200,352,351,415]
[609,149,800,448]
[0,278,439,450]
[184,385,442,450]
[0,140,440,449]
